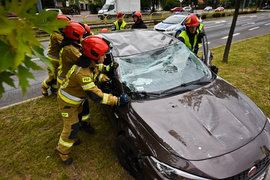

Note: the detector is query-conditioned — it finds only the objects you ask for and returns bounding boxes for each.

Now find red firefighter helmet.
[82,36,110,60]
[132,11,142,20]
[185,14,200,27]
[57,15,70,22]
[63,21,85,40]
[101,28,108,33]
[84,24,90,33]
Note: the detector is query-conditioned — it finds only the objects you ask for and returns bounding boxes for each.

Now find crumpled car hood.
[131,77,267,160]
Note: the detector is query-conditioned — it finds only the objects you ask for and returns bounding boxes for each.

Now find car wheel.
[115,134,144,180]
[175,30,181,38]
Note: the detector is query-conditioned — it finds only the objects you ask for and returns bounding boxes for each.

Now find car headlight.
[166,28,175,32]
[149,156,210,180]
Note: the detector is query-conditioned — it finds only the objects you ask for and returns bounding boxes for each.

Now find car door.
[200,34,213,67]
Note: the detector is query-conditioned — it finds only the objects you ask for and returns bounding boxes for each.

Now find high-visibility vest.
[114,20,127,30]
[179,24,204,52]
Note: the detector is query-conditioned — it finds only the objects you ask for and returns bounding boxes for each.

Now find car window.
[163,15,186,24]
[101,4,110,10]
[117,42,210,96]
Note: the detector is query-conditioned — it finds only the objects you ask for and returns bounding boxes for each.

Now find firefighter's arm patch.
[62,113,69,117]
[82,77,91,83]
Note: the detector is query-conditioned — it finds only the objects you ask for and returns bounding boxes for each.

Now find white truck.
[98,0,140,19]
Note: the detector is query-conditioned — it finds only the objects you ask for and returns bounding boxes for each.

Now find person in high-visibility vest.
[56,36,130,165]
[178,14,205,55]
[112,13,127,31]
[41,15,70,96]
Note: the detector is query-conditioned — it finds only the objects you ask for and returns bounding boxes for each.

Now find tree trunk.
[222,0,241,63]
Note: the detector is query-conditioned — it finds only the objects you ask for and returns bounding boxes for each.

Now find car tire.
[115,134,144,180]
[175,30,181,38]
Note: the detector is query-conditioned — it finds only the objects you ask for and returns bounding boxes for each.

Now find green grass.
[209,34,270,116]
[0,34,270,179]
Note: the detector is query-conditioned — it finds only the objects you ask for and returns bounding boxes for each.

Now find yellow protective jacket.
[57,42,81,85]
[47,32,63,61]
[59,63,118,107]
[179,23,204,52]
[114,20,127,30]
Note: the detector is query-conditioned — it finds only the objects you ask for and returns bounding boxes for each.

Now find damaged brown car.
[98,30,270,179]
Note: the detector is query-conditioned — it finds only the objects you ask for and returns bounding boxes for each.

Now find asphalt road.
[0,12,270,108]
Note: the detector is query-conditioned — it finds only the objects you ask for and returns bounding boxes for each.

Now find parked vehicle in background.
[7,12,17,17]
[96,29,270,180]
[262,5,270,10]
[98,0,140,20]
[204,6,213,11]
[45,8,63,15]
[183,6,192,12]
[154,13,202,38]
[215,6,224,12]
[170,7,184,12]
[141,7,151,13]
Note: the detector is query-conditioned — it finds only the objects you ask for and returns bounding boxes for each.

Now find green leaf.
[0,71,15,99]
[19,0,38,16]
[33,10,69,34]
[0,15,17,34]
[6,0,37,17]
[17,65,35,97]
[32,46,53,73]
[24,55,44,71]
[0,41,15,73]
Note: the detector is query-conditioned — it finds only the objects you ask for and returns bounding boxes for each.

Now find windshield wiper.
[161,80,211,94]
[126,91,162,99]
[128,91,161,96]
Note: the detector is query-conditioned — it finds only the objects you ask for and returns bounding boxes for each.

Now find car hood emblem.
[248,166,257,177]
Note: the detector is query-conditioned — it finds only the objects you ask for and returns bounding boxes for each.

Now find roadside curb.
[39,39,49,42]
[0,95,44,110]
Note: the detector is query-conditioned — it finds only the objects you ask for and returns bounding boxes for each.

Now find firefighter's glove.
[210,65,219,74]
[118,94,131,106]
[106,62,119,72]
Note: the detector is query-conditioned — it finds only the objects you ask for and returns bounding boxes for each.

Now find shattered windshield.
[118,42,210,97]
[163,15,186,24]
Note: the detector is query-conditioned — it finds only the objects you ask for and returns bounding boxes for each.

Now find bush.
[212,12,221,17]
[201,13,207,19]
[89,2,101,14]
[60,8,70,15]
[222,12,225,17]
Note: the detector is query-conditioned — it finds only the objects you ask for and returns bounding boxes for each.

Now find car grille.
[224,155,270,180]
[155,29,165,32]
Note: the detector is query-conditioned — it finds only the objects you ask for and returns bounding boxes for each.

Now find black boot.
[80,121,95,134]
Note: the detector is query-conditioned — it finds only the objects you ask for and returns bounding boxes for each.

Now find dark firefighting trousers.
[42,61,59,91]
[56,96,90,155]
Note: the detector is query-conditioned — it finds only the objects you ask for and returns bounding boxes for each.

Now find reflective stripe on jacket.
[179,23,204,52]
[59,64,118,106]
[114,20,127,30]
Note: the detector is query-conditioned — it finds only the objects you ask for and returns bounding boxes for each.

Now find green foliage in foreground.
[0,0,68,98]
[0,34,269,179]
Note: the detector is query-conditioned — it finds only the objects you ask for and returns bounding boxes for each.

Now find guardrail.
[36,12,171,37]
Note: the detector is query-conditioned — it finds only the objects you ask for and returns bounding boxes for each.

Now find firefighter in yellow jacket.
[178,14,204,55]
[56,36,130,165]
[57,21,85,89]
[41,15,70,96]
